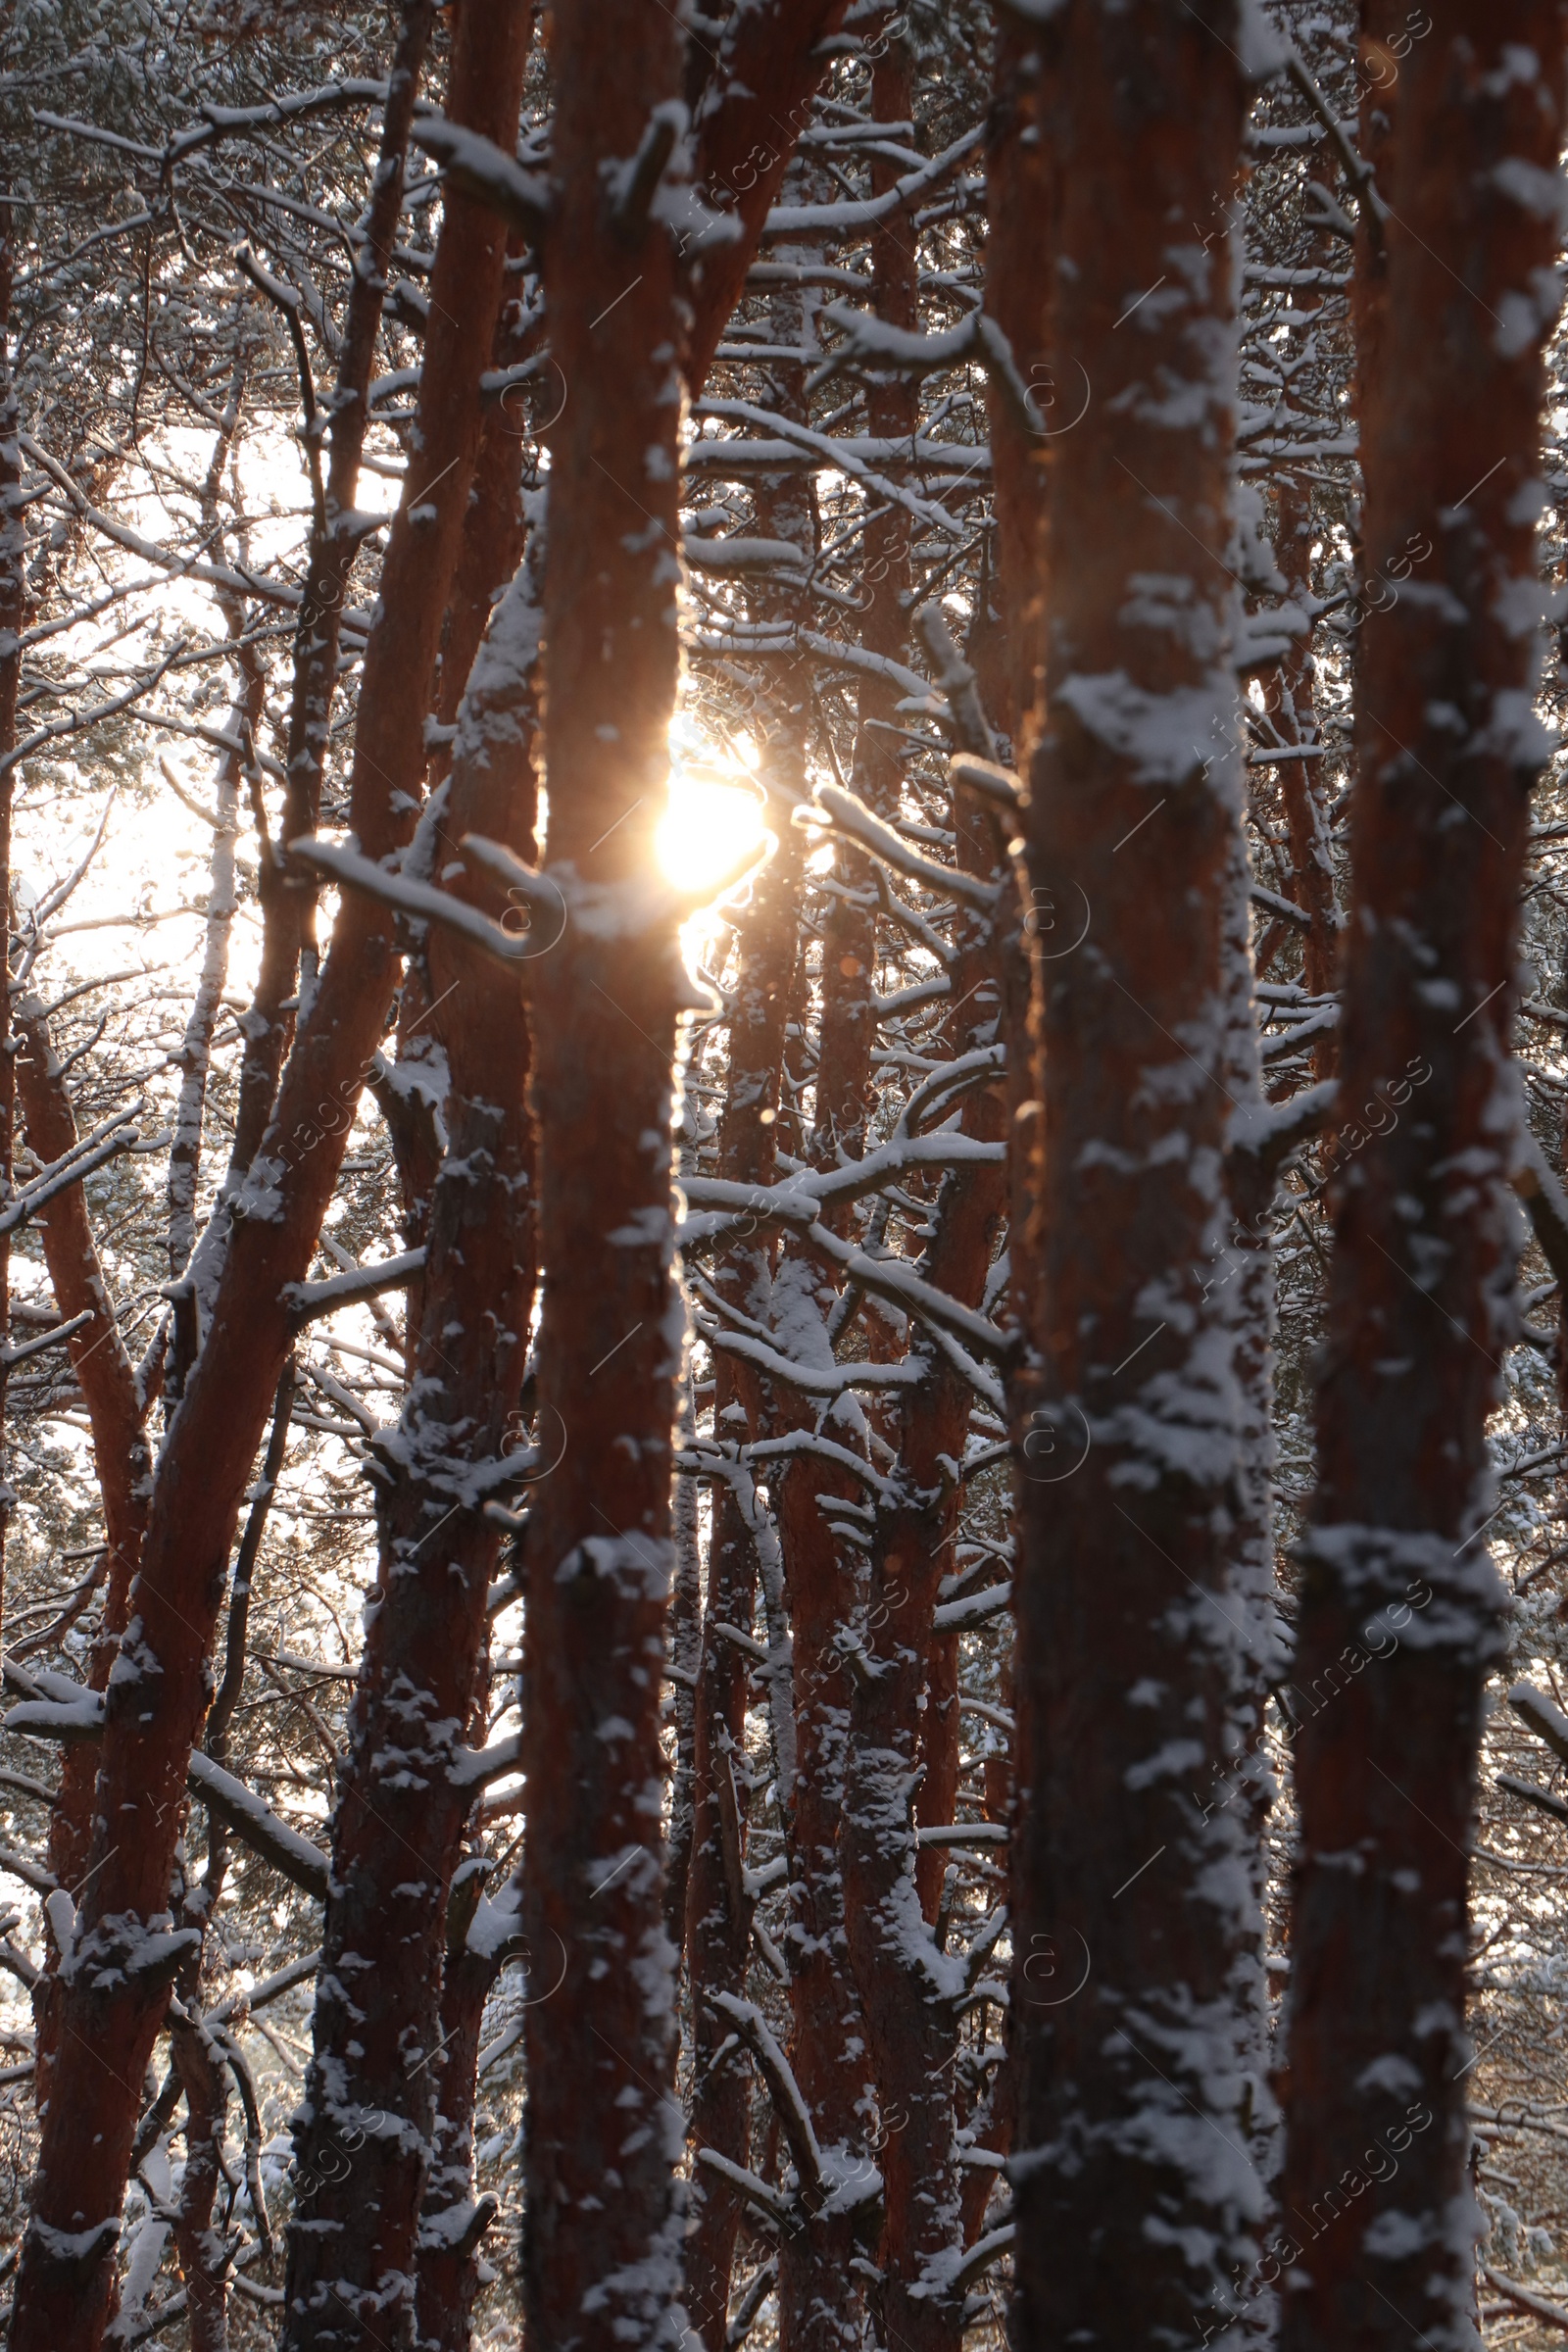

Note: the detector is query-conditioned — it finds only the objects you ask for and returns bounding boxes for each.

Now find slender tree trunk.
[766,1371,876,2352]
[1271,476,1338,1074]
[662,1375,703,1963]
[14,1006,151,1915]
[683,0,853,393]
[282,441,541,2352]
[815,42,916,1167]
[226,0,435,1182]
[413,1873,512,2352]
[167,369,260,1303]
[840,773,1007,2352]
[1001,7,1265,2345]
[0,235,24,1641]
[683,767,804,2352]
[170,1872,232,2352]
[981,10,1050,747]
[1280,14,1567,2352]
[6,14,524,2344]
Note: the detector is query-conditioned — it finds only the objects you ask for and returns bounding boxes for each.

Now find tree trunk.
[1279,13,1567,2352]
[14,1006,152,1920]
[814,40,916,1170]
[683,808,802,2349]
[281,508,541,2351]
[1001,7,1265,2345]
[228,0,435,1178]
[840,764,1006,2352]
[518,5,691,2342]
[0,235,24,1639]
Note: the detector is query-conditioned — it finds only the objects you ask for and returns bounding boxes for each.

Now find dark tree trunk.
[814,41,917,1170]
[1280,13,1567,2352]
[839,765,1007,2352]
[517,5,692,2343]
[0,237,23,1640]
[998,7,1265,2346]
[282,572,541,2347]
[683,811,802,2349]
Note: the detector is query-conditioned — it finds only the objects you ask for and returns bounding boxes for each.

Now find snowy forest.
[0,0,1566,2347]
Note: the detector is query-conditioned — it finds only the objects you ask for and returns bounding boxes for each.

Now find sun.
[656,741,768,899]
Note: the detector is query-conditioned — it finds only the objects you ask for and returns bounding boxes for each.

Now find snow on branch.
[1508,1680,1568,1768]
[282,1249,425,1325]
[808,782,998,909]
[411,119,552,241]
[711,1990,823,2197]
[290,836,554,966]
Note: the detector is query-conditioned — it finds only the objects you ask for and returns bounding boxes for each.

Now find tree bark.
[1001,7,1265,2345]
[0,235,24,1640]
[518,5,692,2343]
[840,884,1006,2350]
[1279,14,1567,2352]
[684,0,854,393]
[281,219,540,2352]
[683,750,805,2351]
[14,1007,153,1919]
[228,0,436,1182]
[814,41,917,1170]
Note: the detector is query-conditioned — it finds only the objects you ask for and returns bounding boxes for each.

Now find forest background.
[0,3,1562,2351]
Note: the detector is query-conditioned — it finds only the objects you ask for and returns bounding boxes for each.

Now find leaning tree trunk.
[998,4,1266,2345]
[1279,12,1567,2352]
[228,0,435,1178]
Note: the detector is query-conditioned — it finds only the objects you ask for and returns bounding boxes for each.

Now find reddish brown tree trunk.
[413,1867,514,2352]
[684,0,853,392]
[839,776,1007,2352]
[6,14,524,2345]
[281,556,541,2341]
[170,1854,233,2352]
[228,0,436,1182]
[518,5,691,2343]
[814,41,917,1168]
[1279,14,1567,2352]
[684,816,802,2348]
[1001,7,1264,2345]
[0,237,23,1638]
[981,10,1051,746]
[768,1425,876,2352]
[14,1008,152,1916]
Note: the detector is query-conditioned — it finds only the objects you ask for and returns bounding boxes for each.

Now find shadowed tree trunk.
[683,756,804,2349]
[996,5,1267,2345]
[1280,12,1568,2351]
[684,0,854,392]
[981,9,1050,747]
[281,531,542,2340]
[840,773,1008,2352]
[516,5,693,2343]
[14,1007,152,1895]
[814,41,917,1169]
[0,237,24,1638]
